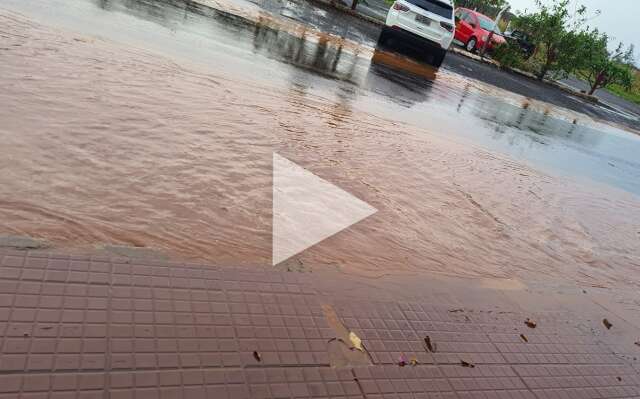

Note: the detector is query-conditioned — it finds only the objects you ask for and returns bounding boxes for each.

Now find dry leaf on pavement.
[349,332,364,352]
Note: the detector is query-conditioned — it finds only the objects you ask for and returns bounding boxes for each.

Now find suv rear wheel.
[432,48,447,68]
[378,27,392,47]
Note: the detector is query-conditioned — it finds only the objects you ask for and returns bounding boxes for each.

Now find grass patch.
[606,69,640,105]
[606,84,640,105]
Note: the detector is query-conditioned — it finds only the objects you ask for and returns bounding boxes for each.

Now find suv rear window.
[405,0,453,19]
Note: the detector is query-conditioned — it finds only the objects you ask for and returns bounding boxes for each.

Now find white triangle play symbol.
[272,153,377,266]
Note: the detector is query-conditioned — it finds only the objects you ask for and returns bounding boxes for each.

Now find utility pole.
[480,5,510,59]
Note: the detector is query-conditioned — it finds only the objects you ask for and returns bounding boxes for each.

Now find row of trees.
[498,0,636,95]
[455,0,508,17]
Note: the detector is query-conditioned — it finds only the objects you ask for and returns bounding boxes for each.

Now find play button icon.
[272,153,377,266]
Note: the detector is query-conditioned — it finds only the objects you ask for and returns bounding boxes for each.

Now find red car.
[454,8,506,53]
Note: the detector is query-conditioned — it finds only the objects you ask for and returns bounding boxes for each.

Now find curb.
[550,81,600,104]
[450,46,499,67]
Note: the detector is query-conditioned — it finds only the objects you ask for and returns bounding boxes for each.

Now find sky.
[506,0,638,63]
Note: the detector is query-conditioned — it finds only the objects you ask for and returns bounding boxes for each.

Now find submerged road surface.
[1,0,640,290]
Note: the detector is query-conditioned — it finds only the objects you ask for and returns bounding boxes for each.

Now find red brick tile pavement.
[1,250,639,398]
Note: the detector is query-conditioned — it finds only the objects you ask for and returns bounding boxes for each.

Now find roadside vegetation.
[489,0,637,98]
[455,0,508,16]
[606,68,640,105]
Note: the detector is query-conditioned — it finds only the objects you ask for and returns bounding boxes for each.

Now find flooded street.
[1,0,640,290]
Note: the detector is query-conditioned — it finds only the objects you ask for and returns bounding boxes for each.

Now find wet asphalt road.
[560,75,640,121]
[2,0,640,196]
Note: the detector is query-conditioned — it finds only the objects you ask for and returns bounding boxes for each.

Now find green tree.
[514,0,587,80]
[491,42,525,69]
[456,0,508,17]
[573,34,635,95]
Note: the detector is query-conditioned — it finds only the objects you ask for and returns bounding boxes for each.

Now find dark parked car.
[503,30,536,59]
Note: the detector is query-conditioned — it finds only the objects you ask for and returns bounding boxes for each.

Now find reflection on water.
[371,50,437,81]
[95,0,242,31]
[248,0,380,47]
[456,83,471,113]
[473,98,598,147]
[452,96,640,194]
[251,16,365,85]
[365,54,436,108]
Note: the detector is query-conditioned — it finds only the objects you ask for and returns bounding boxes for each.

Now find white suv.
[381,0,455,67]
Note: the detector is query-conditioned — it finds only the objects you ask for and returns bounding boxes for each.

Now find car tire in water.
[432,48,447,68]
[378,28,391,47]
[466,37,477,53]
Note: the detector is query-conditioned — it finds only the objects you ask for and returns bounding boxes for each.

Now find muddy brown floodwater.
[1,11,640,290]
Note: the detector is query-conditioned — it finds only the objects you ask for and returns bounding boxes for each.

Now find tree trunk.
[588,71,606,96]
[538,45,554,81]
[538,61,550,80]
[537,69,546,80]
[351,0,358,10]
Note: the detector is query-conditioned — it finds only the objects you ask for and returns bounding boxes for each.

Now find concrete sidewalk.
[1,249,640,398]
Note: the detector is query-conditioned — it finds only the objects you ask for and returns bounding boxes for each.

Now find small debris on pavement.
[349,332,364,352]
[398,355,407,367]
[603,319,613,330]
[328,336,366,353]
[520,334,528,343]
[616,376,622,382]
[424,336,435,352]
[460,360,475,368]
[23,332,30,337]
[524,318,537,328]
[253,351,262,362]
[634,341,640,347]
[449,308,464,313]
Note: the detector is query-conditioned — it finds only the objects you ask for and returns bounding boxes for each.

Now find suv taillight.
[393,2,410,12]
[440,21,454,32]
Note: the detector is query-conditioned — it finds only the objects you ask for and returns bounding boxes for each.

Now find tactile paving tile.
[514,364,640,399]
[353,364,455,398]
[2,250,640,398]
